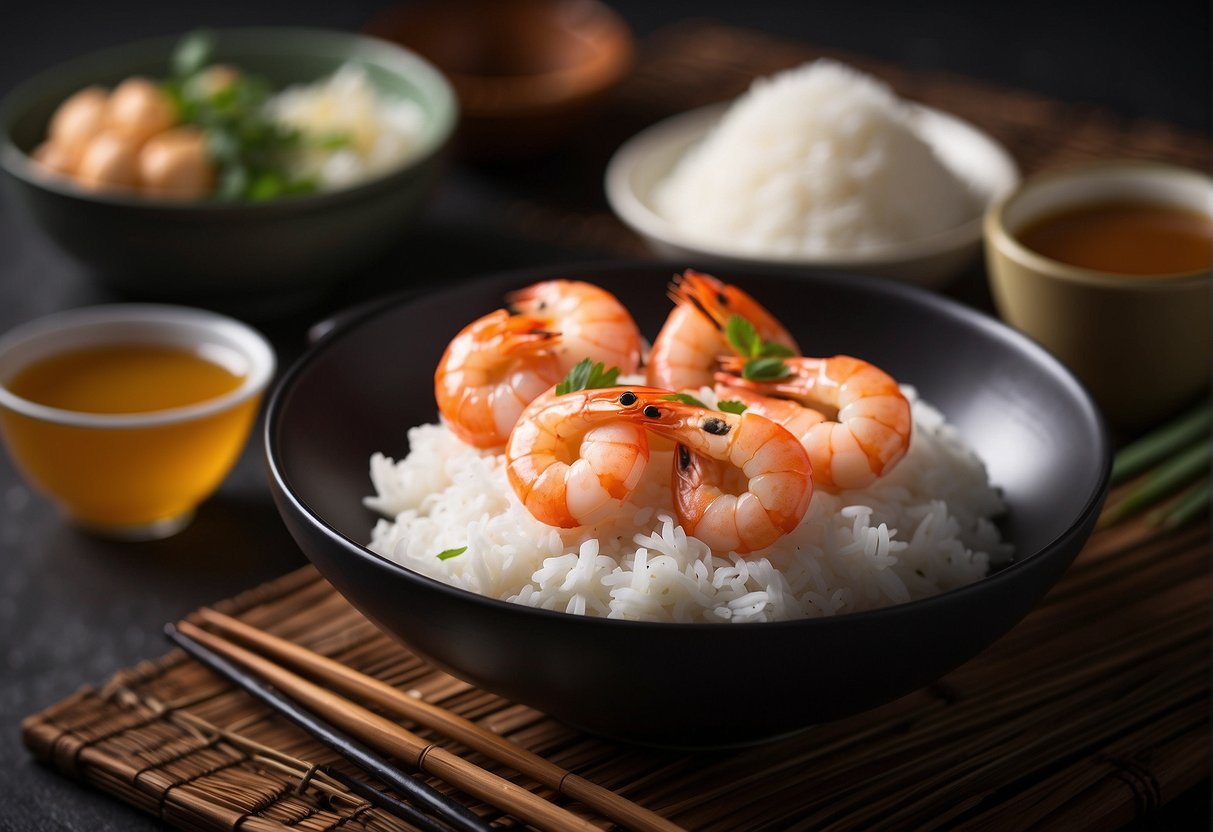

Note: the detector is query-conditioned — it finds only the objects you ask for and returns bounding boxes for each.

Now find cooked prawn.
[716,355,911,491]
[714,383,829,441]
[505,387,669,528]
[507,279,643,375]
[434,309,564,449]
[626,391,813,555]
[506,387,812,553]
[646,269,799,392]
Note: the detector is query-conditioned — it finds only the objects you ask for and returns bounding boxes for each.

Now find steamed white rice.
[266,64,427,191]
[366,387,1011,623]
[654,59,976,255]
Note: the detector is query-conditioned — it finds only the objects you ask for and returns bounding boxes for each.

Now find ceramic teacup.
[984,161,1211,431]
[0,304,275,539]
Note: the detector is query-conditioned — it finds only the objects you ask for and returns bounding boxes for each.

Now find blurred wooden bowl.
[368,0,633,160]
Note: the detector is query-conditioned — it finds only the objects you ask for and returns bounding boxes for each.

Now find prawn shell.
[505,387,660,529]
[507,280,644,375]
[646,269,799,391]
[434,309,564,448]
[655,403,813,555]
[715,355,912,492]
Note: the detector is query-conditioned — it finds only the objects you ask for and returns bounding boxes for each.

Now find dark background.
[0,1,1209,830]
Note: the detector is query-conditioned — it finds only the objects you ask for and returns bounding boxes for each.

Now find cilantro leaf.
[436,546,467,561]
[664,392,747,414]
[555,359,620,395]
[661,392,709,409]
[725,313,795,362]
[725,314,762,358]
[742,357,792,381]
[759,342,796,358]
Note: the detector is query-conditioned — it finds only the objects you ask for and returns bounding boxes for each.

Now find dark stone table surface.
[0,2,1207,829]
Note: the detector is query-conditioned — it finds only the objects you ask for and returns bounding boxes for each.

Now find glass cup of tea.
[0,304,275,540]
[984,161,1211,431]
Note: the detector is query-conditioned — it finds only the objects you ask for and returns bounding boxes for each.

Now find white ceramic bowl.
[0,304,275,539]
[605,102,1020,288]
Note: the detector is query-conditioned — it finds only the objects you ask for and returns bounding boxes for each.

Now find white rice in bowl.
[265,63,427,191]
[365,387,1012,623]
[654,59,978,256]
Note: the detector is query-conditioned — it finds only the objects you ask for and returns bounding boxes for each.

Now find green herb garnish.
[742,357,793,381]
[556,359,620,395]
[171,30,215,78]
[661,392,708,408]
[162,30,318,202]
[725,314,761,358]
[724,314,794,382]
[436,546,468,561]
[725,314,795,359]
[662,392,747,415]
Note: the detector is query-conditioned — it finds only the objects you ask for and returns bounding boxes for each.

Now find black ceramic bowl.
[0,29,456,307]
[266,262,1109,748]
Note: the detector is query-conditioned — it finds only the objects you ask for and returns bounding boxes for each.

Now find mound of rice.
[266,64,427,191]
[654,60,976,255]
[366,387,1011,623]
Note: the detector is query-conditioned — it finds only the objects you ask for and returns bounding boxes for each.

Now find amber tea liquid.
[1017,201,1213,276]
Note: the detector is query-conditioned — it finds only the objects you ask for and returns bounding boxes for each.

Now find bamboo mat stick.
[175,620,602,832]
[197,608,683,832]
[957,698,1209,832]
[116,683,435,832]
[165,625,484,832]
[665,622,1208,830]
[856,678,1203,832]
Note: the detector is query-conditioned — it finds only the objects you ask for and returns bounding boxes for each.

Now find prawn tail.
[669,269,728,331]
[496,312,561,355]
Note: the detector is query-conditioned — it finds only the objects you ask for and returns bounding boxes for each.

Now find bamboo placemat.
[21,501,1210,831]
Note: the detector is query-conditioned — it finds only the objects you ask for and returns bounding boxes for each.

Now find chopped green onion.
[436,546,467,561]
[1111,402,1211,485]
[1099,438,1210,528]
[717,399,748,414]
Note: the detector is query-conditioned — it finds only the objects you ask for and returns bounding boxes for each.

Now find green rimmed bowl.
[0,28,457,309]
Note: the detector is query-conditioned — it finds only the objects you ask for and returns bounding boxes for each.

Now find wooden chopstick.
[173,620,601,832]
[197,608,683,832]
[164,623,484,832]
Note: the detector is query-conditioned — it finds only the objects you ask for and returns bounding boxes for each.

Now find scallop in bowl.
[606,61,1019,288]
[0,29,456,308]
[265,262,1108,748]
